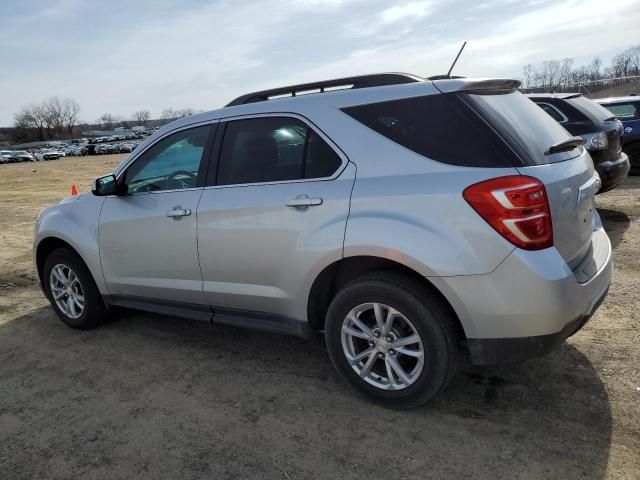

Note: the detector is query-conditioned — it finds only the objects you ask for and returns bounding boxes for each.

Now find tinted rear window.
[567,96,615,123]
[342,93,522,167]
[469,91,579,164]
[599,102,638,120]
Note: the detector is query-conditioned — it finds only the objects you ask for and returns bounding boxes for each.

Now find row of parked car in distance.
[1,141,142,164]
[89,132,149,143]
[0,150,36,163]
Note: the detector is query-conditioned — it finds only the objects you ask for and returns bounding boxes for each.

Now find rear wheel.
[325,271,459,409]
[43,248,106,329]
[624,142,640,175]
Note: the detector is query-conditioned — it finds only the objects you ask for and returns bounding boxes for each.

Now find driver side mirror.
[92,174,120,196]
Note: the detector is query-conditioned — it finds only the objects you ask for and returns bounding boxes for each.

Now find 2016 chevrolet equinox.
[34,74,612,408]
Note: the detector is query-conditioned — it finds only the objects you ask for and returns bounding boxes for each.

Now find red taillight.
[463,176,553,250]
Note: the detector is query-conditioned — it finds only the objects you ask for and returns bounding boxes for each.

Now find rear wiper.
[544,136,585,155]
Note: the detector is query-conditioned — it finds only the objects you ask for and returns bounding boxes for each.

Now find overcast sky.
[1,0,639,126]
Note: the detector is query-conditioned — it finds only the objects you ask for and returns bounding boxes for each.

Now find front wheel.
[325,272,459,409]
[43,248,107,329]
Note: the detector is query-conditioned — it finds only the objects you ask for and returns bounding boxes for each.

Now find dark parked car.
[596,96,640,175]
[528,93,630,192]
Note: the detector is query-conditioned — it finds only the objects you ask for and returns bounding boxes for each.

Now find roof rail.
[225,73,423,107]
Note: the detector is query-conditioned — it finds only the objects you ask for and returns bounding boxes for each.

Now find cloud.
[381,1,431,23]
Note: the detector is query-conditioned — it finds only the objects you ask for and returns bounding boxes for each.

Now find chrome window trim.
[203,111,349,190]
[537,102,568,124]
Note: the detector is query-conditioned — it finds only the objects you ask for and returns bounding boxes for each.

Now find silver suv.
[34,74,612,408]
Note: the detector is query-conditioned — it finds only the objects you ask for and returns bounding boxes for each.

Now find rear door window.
[215,117,342,186]
[342,94,521,167]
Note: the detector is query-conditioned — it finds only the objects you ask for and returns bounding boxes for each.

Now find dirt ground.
[0,155,638,479]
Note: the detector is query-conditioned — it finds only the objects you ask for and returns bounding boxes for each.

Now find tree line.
[522,44,640,90]
[11,102,201,143]
[13,97,81,142]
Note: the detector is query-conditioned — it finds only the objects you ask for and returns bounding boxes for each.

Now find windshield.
[468,91,580,165]
[567,96,615,123]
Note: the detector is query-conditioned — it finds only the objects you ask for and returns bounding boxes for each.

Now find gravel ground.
[0,155,638,479]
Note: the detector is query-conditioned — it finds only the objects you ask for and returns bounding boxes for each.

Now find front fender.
[34,195,108,294]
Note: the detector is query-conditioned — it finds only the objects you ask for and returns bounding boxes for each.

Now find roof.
[526,92,582,99]
[595,95,640,104]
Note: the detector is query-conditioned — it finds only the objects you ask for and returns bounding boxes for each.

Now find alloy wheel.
[49,264,85,319]
[341,302,424,390]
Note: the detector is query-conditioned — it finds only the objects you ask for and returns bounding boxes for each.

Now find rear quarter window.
[537,103,567,123]
[341,93,523,168]
[470,92,580,164]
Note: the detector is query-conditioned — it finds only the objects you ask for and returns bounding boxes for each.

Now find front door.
[99,124,214,305]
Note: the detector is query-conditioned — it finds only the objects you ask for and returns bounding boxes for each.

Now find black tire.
[325,271,459,409]
[43,248,107,330]
[624,142,640,175]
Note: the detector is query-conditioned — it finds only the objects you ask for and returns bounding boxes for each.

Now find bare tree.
[12,99,76,141]
[542,60,561,90]
[132,109,151,125]
[557,57,574,89]
[590,57,602,81]
[522,64,534,89]
[627,45,640,75]
[61,98,81,136]
[32,104,50,140]
[13,106,44,141]
[161,108,199,121]
[611,52,632,77]
[43,97,64,138]
[98,113,116,130]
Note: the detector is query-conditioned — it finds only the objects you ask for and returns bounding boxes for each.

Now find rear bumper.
[595,152,630,193]
[467,285,608,365]
[431,226,612,365]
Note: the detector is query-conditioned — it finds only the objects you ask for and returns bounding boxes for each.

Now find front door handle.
[165,207,191,218]
[286,196,323,208]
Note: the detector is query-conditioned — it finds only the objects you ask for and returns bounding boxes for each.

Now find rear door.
[469,92,598,266]
[197,115,354,319]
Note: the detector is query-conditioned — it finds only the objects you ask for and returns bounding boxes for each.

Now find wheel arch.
[307,255,467,342]
[36,237,95,292]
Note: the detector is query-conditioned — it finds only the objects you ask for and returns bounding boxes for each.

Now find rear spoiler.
[431,78,521,94]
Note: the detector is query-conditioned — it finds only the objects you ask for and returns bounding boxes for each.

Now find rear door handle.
[165,207,192,218]
[286,196,323,208]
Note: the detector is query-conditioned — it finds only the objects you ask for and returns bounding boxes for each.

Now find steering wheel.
[166,170,197,190]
